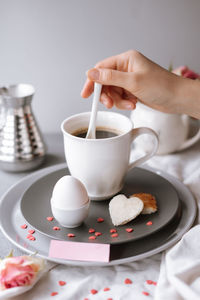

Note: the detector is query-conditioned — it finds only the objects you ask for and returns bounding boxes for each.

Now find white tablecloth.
[5,138,200,300]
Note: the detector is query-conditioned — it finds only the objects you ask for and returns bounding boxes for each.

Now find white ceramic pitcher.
[130,103,200,155]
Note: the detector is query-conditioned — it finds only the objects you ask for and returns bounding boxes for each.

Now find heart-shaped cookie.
[109,194,144,226]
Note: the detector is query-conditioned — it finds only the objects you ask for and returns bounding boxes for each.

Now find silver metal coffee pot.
[0,84,46,172]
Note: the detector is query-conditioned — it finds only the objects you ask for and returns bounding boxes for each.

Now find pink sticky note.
[49,240,110,262]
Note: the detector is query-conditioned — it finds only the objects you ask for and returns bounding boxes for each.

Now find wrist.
[174,76,200,119]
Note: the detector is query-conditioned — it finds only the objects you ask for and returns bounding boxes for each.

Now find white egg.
[51,175,88,209]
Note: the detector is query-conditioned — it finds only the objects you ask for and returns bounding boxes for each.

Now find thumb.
[87,68,133,91]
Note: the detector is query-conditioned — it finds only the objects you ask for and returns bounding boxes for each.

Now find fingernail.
[125,103,134,110]
[87,68,99,81]
[102,99,109,106]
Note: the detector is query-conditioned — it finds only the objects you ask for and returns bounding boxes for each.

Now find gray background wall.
[0,0,200,133]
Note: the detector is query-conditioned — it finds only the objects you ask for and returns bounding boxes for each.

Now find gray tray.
[20,166,179,245]
[0,163,196,266]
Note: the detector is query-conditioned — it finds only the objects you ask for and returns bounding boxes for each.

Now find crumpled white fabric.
[6,140,200,300]
[7,256,161,300]
[148,140,200,300]
[154,226,200,300]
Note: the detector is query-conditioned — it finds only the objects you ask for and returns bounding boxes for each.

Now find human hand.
[81,50,185,114]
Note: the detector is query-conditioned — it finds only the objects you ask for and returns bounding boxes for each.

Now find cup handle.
[128,127,159,171]
[177,127,200,151]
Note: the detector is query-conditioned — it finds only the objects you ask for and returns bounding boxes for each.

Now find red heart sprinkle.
[51,292,58,296]
[110,229,117,233]
[89,236,96,240]
[21,224,27,229]
[107,298,113,300]
[67,233,75,238]
[53,226,60,231]
[47,217,54,221]
[84,298,89,300]
[152,281,157,285]
[142,291,149,296]
[126,228,133,233]
[95,232,102,236]
[146,280,153,285]
[28,229,35,234]
[103,287,110,291]
[111,233,118,238]
[97,217,104,223]
[26,234,35,240]
[89,228,95,233]
[124,278,132,284]
[90,289,98,294]
[59,281,66,286]
[146,221,153,226]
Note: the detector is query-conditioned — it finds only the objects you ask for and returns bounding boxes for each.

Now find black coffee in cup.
[73,127,122,139]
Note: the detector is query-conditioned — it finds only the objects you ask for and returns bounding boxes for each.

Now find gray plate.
[20,166,179,245]
[0,163,196,266]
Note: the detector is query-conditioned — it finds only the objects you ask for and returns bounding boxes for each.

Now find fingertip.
[129,99,137,109]
[101,93,113,109]
[81,89,89,98]
[105,101,113,109]
[87,68,100,81]
[81,89,86,98]
[81,79,94,98]
[130,98,138,104]
[132,102,136,109]
[125,102,135,110]
[116,100,135,110]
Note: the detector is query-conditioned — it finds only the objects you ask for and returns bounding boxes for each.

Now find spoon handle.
[86,83,102,139]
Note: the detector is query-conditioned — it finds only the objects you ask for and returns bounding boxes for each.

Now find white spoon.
[86,83,102,139]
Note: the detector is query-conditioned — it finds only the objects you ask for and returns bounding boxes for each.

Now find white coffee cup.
[130,102,200,155]
[61,111,158,200]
